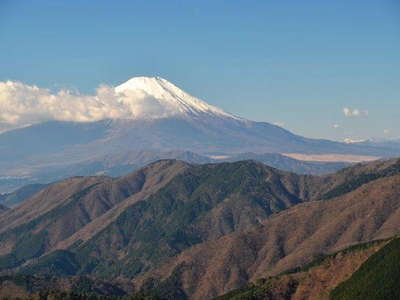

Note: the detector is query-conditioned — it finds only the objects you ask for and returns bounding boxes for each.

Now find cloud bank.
[0,81,178,132]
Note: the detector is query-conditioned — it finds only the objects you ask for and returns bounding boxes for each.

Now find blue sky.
[0,0,399,141]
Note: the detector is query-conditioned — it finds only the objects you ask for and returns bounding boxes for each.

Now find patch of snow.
[343,138,367,144]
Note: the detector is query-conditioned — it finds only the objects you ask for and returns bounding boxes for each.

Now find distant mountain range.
[358,138,400,151]
[0,149,351,194]
[1,158,400,299]
[0,183,48,207]
[0,77,398,194]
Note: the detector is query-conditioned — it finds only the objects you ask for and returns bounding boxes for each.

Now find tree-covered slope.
[0,275,127,299]
[134,171,400,299]
[216,239,388,300]
[0,160,190,271]
[21,161,312,279]
[2,159,400,299]
[331,237,400,300]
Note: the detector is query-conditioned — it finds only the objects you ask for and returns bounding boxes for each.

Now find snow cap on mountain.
[115,76,239,120]
[0,76,240,133]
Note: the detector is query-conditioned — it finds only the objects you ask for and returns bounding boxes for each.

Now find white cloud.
[332,124,340,129]
[0,81,180,132]
[343,107,368,118]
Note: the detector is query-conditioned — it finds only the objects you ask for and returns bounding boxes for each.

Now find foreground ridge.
[0,159,400,299]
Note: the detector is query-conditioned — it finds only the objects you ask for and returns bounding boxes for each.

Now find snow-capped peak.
[115,76,239,120]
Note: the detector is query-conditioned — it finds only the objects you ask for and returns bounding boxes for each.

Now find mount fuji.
[0,76,397,192]
[114,76,239,120]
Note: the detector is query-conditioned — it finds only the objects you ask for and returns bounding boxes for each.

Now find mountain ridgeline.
[0,161,314,275]
[1,158,400,299]
[1,77,398,195]
[0,150,351,195]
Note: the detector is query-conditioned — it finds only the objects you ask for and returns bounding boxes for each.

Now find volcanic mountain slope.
[1,76,395,194]
[0,77,397,191]
[1,159,400,299]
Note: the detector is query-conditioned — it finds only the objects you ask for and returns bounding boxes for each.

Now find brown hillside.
[0,160,189,263]
[1,158,400,299]
[51,160,316,280]
[217,238,389,300]
[134,173,400,299]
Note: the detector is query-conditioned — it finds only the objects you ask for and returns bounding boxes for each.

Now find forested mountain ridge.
[0,158,400,299]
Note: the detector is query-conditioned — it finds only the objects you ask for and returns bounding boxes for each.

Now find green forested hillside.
[216,239,391,300]
[20,161,309,279]
[330,238,400,300]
